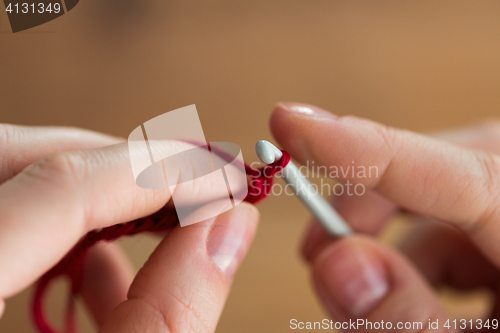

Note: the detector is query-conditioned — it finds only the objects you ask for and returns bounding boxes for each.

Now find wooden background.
[1,1,499,332]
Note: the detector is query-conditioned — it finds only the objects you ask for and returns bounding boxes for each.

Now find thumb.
[311,236,457,332]
[99,202,259,333]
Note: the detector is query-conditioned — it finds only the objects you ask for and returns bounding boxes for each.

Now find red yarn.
[32,150,290,333]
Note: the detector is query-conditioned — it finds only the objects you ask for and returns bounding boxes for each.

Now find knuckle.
[0,124,19,151]
[477,152,500,200]
[339,116,402,188]
[134,289,213,333]
[371,122,401,188]
[0,124,18,175]
[162,285,214,333]
[40,152,85,179]
[0,124,19,147]
[122,298,173,333]
[0,125,10,176]
[0,124,11,148]
[26,151,88,188]
[375,123,400,152]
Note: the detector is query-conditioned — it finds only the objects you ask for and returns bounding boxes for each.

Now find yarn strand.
[32,150,290,333]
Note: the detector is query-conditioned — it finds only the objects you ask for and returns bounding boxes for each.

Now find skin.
[0,124,259,332]
[271,102,500,331]
[0,106,499,331]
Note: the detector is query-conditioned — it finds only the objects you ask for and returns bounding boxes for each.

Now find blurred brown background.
[1,0,499,332]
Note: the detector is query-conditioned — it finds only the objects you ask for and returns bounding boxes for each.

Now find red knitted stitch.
[32,150,290,333]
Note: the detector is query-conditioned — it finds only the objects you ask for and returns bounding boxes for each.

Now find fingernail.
[276,102,337,119]
[316,242,389,317]
[207,203,258,277]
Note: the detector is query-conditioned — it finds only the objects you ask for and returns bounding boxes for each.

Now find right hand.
[271,102,500,331]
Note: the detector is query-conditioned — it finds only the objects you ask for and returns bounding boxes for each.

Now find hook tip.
[256,140,283,164]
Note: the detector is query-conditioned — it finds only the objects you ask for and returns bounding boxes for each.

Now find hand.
[271,103,500,329]
[0,125,259,332]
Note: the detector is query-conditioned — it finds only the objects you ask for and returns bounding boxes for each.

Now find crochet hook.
[255,140,352,237]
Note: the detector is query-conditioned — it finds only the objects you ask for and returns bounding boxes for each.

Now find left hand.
[0,125,259,332]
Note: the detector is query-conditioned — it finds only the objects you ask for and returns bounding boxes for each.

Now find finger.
[333,190,397,235]
[0,143,169,298]
[326,121,500,283]
[271,102,500,265]
[0,141,238,298]
[432,118,500,155]
[303,120,500,264]
[399,222,500,289]
[312,236,457,332]
[398,221,500,323]
[0,124,121,182]
[80,243,135,327]
[302,191,397,262]
[100,202,259,333]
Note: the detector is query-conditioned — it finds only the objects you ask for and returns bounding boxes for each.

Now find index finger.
[271,103,500,265]
[0,124,122,183]
[0,141,244,298]
[0,143,170,298]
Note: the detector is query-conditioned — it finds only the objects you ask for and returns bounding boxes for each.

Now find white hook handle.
[256,140,352,237]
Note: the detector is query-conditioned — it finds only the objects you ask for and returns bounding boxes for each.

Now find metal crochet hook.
[255,140,352,237]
